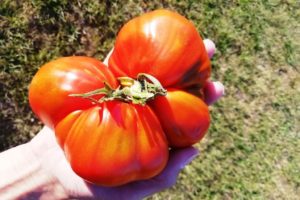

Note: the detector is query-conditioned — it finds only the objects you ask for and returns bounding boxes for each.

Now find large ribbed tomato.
[29,9,211,186]
[29,57,169,186]
[55,101,168,186]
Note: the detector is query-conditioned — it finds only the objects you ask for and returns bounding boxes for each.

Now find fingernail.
[215,81,225,96]
[203,39,216,58]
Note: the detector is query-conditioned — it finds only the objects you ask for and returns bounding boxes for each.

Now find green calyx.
[70,73,167,105]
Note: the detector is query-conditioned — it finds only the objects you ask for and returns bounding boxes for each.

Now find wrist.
[0,128,67,199]
[28,126,69,199]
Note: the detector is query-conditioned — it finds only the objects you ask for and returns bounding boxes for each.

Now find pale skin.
[0,39,224,200]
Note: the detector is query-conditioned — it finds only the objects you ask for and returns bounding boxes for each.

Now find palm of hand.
[32,127,198,199]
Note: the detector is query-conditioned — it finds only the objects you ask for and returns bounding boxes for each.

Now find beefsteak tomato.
[29,9,211,186]
[29,57,169,186]
[55,101,168,186]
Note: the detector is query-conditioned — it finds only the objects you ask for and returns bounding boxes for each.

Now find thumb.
[103,48,114,66]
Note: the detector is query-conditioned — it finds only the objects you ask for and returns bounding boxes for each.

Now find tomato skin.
[108,9,211,88]
[55,101,168,186]
[28,10,213,186]
[29,56,117,128]
[150,90,210,148]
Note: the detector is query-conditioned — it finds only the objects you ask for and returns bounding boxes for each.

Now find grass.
[0,0,299,199]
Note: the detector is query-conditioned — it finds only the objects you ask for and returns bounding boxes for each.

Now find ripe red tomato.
[55,101,168,186]
[29,56,168,186]
[109,9,211,88]
[29,9,211,186]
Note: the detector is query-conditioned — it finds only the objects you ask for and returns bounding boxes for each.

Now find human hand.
[29,39,224,200]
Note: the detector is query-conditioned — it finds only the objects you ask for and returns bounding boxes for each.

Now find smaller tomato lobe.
[150,89,210,148]
[108,9,211,88]
[29,57,117,128]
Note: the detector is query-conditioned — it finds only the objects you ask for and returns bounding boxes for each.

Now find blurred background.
[0,0,299,199]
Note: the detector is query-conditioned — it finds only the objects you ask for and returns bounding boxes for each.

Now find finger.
[121,147,199,200]
[103,48,114,66]
[203,39,216,58]
[203,81,225,105]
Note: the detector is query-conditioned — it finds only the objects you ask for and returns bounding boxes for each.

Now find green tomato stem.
[69,73,167,105]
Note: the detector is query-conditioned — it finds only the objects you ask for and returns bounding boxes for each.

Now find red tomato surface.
[29,9,212,187]
[55,101,168,186]
[29,56,169,186]
[108,9,211,88]
[29,56,117,128]
[150,90,210,147]
[108,9,211,148]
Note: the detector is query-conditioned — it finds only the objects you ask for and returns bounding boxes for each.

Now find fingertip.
[214,81,225,96]
[103,48,114,66]
[203,81,225,105]
[203,39,216,58]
